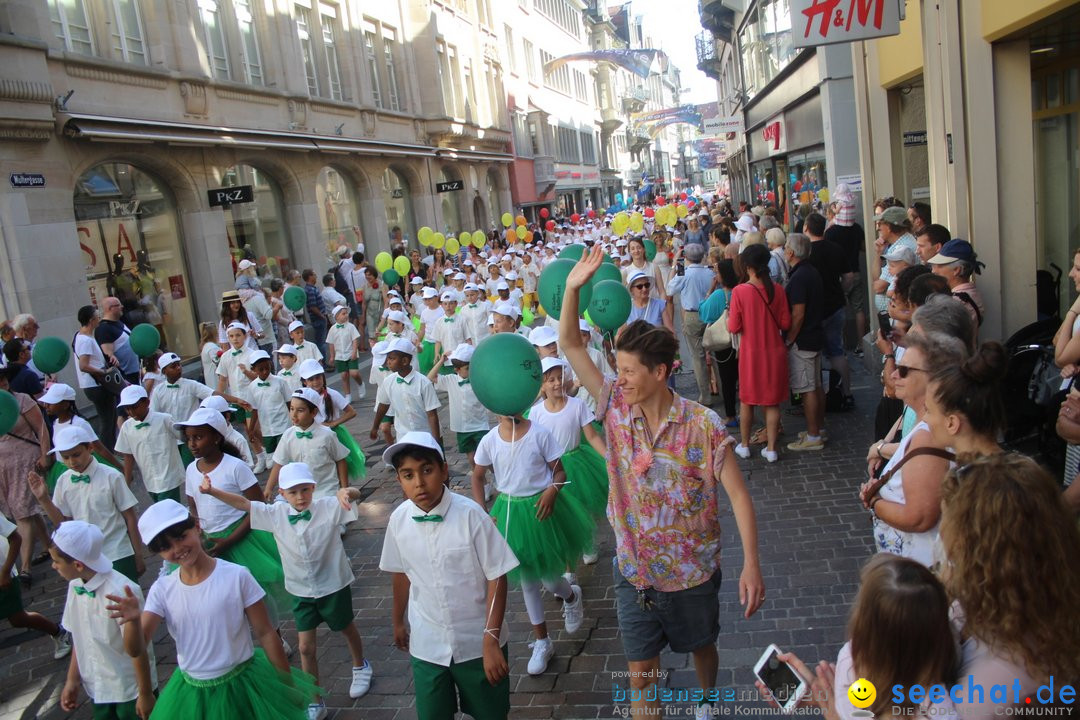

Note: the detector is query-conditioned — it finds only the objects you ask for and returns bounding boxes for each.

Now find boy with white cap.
[274,344,302,393]
[263,388,349,501]
[49,521,156,719]
[484,264,503,298]
[243,350,292,462]
[216,321,257,399]
[28,426,145,582]
[491,303,527,336]
[383,310,420,349]
[288,320,323,367]
[325,304,364,402]
[430,290,470,375]
[416,287,444,375]
[115,385,186,503]
[460,284,492,345]
[370,339,441,446]
[377,431,518,720]
[200,462,372,717]
[369,341,396,446]
[151,352,248,430]
[519,253,541,312]
[426,343,490,469]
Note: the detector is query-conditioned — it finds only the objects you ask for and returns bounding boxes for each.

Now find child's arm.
[482,575,509,685]
[111,586,156,718]
[426,409,441,445]
[470,463,491,510]
[583,423,607,457]
[326,402,356,429]
[199,474,254,514]
[218,391,252,412]
[27,471,67,525]
[60,647,82,711]
[247,599,289,673]
[93,440,122,469]
[0,530,19,588]
[534,460,565,521]
[335,458,348,490]
[245,409,260,444]
[121,507,147,577]
[369,402,390,440]
[263,462,282,501]
[216,373,228,394]
[391,572,411,652]
[326,337,336,365]
[349,336,359,361]
[425,354,445,382]
[122,453,135,487]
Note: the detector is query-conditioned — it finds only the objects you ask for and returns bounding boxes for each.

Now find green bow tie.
[295,430,313,439]
[468,303,477,308]
[396,376,412,385]
[166,383,180,389]
[443,317,454,323]
[458,379,470,386]
[281,370,293,376]
[74,586,95,598]
[288,510,311,524]
[295,344,304,349]
[231,349,242,356]
[378,365,389,372]
[412,514,443,523]
[134,422,149,429]
[70,474,91,484]
[257,382,270,387]
[335,323,346,329]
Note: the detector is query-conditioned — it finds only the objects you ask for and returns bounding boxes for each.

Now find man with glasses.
[95,298,141,385]
[666,243,717,407]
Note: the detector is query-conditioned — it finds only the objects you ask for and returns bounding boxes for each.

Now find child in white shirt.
[288,320,323,368]
[244,351,292,459]
[274,345,302,393]
[115,385,185,504]
[263,388,349,501]
[370,339,441,444]
[325,305,364,402]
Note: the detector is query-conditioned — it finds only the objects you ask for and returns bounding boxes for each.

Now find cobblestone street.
[0,352,880,720]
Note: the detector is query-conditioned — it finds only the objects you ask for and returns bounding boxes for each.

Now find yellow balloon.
[515,225,527,240]
[431,232,445,249]
[629,212,645,232]
[818,188,830,204]
[460,232,472,247]
[612,212,629,236]
[374,252,393,273]
[446,238,460,255]
[393,256,410,276]
[501,212,513,228]
[676,204,688,218]
[417,226,433,246]
[473,230,487,247]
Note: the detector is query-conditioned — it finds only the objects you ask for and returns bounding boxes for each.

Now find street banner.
[543,49,659,79]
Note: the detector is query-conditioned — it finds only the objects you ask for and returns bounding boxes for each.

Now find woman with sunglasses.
[859,331,965,567]
[625,271,672,332]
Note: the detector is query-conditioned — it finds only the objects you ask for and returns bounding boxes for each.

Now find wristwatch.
[882,353,894,364]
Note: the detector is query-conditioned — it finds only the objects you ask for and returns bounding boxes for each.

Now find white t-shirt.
[244,375,292,437]
[528,396,594,453]
[54,415,98,443]
[291,340,323,367]
[185,454,258,533]
[474,423,562,497]
[54,459,138,561]
[114,412,185,493]
[459,300,491,344]
[276,368,302,394]
[200,342,221,387]
[150,378,213,425]
[326,322,361,359]
[225,425,256,470]
[419,306,444,340]
[519,262,540,293]
[216,346,252,395]
[376,371,441,436]
[430,315,470,360]
[434,374,490,433]
[74,333,105,388]
[144,559,264,680]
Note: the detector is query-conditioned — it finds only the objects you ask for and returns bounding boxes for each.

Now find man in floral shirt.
[560,246,764,719]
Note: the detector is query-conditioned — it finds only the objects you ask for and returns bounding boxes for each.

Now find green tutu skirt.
[418,340,436,375]
[560,444,609,520]
[491,490,594,584]
[207,517,289,623]
[151,649,319,720]
[46,453,118,494]
[331,425,366,480]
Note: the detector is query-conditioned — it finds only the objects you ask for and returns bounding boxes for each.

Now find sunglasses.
[632,283,650,290]
[895,364,927,379]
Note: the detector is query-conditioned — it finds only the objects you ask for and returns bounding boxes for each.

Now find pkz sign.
[791,0,901,48]
[207,185,254,207]
[435,180,464,193]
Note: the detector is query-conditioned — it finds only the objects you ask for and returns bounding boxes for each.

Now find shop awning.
[434,147,513,163]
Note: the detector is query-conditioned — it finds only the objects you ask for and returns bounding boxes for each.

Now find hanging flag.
[543,49,660,79]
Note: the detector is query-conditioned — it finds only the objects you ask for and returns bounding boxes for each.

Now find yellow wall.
[982,0,1079,41]
[877,0,923,88]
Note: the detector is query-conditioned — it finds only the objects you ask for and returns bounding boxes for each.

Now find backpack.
[332,260,351,297]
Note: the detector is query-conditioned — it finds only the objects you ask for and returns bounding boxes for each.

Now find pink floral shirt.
[597,380,734,592]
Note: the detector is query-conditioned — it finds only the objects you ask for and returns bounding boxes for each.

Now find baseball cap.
[873,206,909,225]
[541,357,566,374]
[442,268,454,276]
[158,352,182,371]
[116,385,148,408]
[505,272,519,281]
[138,499,192,546]
[275,344,297,356]
[463,283,479,292]
[495,281,510,291]
[627,270,650,286]
[453,272,466,281]
[298,358,325,379]
[237,259,256,271]
[386,310,409,324]
[278,462,317,490]
[331,304,349,317]
[410,277,424,286]
[291,388,324,419]
[247,350,271,365]
[493,302,520,320]
[337,244,351,257]
[422,287,438,299]
[578,319,592,333]
[448,343,474,363]
[387,338,416,356]
[883,244,918,266]
[440,291,457,302]
[226,321,249,334]
[383,430,444,468]
[51,425,95,455]
[927,238,978,266]
[174,407,230,437]
[371,340,391,367]
[528,326,558,347]
[52,521,114,574]
[288,320,305,333]
[39,383,77,405]
[199,395,232,414]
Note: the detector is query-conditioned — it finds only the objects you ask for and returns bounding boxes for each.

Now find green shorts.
[149,487,182,504]
[380,413,394,426]
[335,359,359,372]
[113,555,139,583]
[292,584,354,632]
[0,577,24,619]
[262,435,281,454]
[437,364,456,376]
[411,646,510,720]
[456,430,487,455]
[231,407,250,423]
[92,700,139,720]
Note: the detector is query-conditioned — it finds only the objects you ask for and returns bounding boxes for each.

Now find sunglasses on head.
[895,364,927,379]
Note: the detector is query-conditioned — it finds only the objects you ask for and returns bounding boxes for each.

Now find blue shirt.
[699,288,730,324]
[304,283,326,317]
[666,264,714,310]
[627,298,666,327]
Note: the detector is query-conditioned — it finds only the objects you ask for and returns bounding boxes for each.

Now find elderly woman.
[625,270,671,331]
[861,331,966,567]
[765,227,789,285]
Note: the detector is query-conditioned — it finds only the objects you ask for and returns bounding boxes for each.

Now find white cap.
[448,343,474,363]
[226,321,249,334]
[386,310,409,325]
[288,320,305,333]
[371,340,391,366]
[463,259,474,266]
[290,388,324,421]
[52,521,114,573]
[422,287,438,299]
[439,290,457,302]
[247,349,271,365]
[174,407,230,437]
[383,430,444,468]
[275,343,297,356]
[387,297,403,307]
[453,272,466,281]
[616,239,628,247]
[463,283,480,292]
[442,268,454,276]
[51,425,95,455]
[298,358,325,380]
[528,326,558,347]
[158,352,182,371]
[199,395,230,414]
[337,244,351,256]
[410,277,424,285]
[505,271,519,281]
[541,357,566,374]
[278,462,317,490]
[387,289,403,299]
[627,270,650,285]
[495,281,510,291]
[387,338,416,356]
[116,385,148,408]
[578,318,592,333]
[237,259,256,271]
[39,383,77,404]
[138,499,191,546]
[487,313,495,326]
[331,304,349,318]
[493,302,520,320]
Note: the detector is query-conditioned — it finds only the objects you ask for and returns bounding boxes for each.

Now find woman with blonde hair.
[940,453,1080,712]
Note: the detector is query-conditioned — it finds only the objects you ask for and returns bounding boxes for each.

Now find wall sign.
[903,131,927,147]
[762,119,786,156]
[791,0,902,48]
[435,180,464,193]
[10,173,45,188]
[207,185,254,207]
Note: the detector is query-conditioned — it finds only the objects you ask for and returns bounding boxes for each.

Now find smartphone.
[753,644,809,713]
[877,311,892,336]
[676,260,686,276]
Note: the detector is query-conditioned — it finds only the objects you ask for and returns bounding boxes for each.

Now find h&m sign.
[792,0,901,48]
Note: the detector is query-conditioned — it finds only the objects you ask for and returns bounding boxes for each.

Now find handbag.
[702,289,732,352]
[100,365,129,396]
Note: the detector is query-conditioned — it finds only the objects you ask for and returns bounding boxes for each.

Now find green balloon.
[587,280,632,331]
[601,253,616,265]
[558,244,586,262]
[129,324,161,358]
[32,337,70,374]
[469,333,542,416]
[283,285,306,312]
[0,390,18,436]
[643,239,658,262]
[592,262,623,286]
[538,259,591,320]
[383,269,401,287]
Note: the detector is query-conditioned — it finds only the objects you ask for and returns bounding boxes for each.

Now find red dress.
[727,281,791,406]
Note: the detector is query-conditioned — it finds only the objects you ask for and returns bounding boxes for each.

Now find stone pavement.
[0,354,880,720]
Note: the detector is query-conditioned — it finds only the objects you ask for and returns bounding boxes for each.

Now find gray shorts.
[788,348,821,394]
[613,559,722,661]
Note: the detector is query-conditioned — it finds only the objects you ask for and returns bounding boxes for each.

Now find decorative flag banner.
[543,49,660,79]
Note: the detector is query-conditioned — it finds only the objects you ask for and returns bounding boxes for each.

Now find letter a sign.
[791,0,901,48]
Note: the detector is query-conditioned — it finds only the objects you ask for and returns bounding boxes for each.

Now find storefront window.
[438,167,462,236]
[786,149,828,214]
[219,164,292,279]
[74,162,197,357]
[315,166,360,266]
[751,160,775,206]
[382,167,415,246]
[740,0,798,100]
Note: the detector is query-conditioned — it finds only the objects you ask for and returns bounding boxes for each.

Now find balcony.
[695,32,723,80]
[700,0,737,39]
[621,86,650,114]
[533,155,556,187]
[600,105,623,131]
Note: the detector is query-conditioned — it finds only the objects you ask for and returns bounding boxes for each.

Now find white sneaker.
[581,552,599,565]
[760,448,778,463]
[307,702,327,720]
[484,481,494,502]
[562,584,584,633]
[355,381,367,399]
[526,637,554,675]
[350,660,373,698]
[734,443,751,459]
[281,635,294,658]
[563,571,577,587]
[52,629,72,659]
[253,452,266,474]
